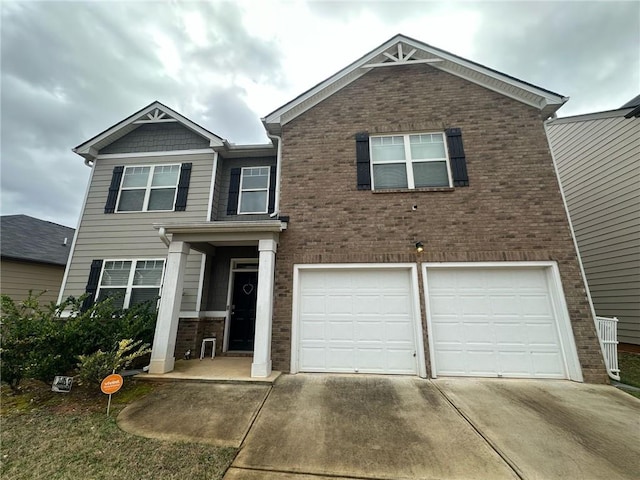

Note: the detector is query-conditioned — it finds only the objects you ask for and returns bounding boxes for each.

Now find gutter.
[266,132,282,218]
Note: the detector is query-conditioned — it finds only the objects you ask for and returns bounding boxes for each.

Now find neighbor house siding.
[61,152,215,311]
[272,64,607,382]
[547,113,640,345]
[1,259,64,304]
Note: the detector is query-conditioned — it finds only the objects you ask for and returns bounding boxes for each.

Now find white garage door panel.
[428,268,567,379]
[298,269,418,374]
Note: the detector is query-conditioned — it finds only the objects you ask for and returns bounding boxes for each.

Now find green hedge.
[0,292,157,390]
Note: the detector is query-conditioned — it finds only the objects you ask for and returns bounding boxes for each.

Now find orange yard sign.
[101,373,123,395]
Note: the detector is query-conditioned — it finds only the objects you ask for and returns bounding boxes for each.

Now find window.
[96,259,165,309]
[117,164,180,212]
[370,133,451,189]
[238,167,270,214]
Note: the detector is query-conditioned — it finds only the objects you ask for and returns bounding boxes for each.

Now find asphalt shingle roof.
[1,215,75,266]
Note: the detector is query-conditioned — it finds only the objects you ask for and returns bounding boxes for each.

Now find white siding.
[547,113,640,344]
[62,152,215,311]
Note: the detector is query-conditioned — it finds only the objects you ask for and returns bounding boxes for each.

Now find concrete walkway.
[118,382,270,447]
[118,374,640,479]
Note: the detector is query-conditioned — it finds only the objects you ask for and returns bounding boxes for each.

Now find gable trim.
[263,34,568,131]
[74,101,225,162]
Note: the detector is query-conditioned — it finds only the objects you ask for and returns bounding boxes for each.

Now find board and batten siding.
[61,152,215,311]
[547,112,640,345]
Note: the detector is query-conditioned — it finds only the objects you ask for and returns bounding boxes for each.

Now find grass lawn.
[618,352,640,399]
[0,380,237,480]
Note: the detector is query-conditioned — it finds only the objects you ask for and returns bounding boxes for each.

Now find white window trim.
[369,132,453,190]
[116,164,180,213]
[237,166,270,215]
[97,258,166,309]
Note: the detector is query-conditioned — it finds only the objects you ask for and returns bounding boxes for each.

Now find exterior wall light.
[415,242,424,253]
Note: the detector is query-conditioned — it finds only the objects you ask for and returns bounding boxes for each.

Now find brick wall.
[174,317,225,358]
[272,64,608,383]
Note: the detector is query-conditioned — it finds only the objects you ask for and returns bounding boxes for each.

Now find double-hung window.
[97,259,165,309]
[238,167,270,214]
[117,164,180,212]
[370,133,452,189]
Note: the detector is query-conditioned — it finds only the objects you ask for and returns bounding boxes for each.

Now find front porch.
[142,356,281,383]
[148,220,286,378]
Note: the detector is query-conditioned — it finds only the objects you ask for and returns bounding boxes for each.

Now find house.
[1,215,74,304]
[546,96,640,349]
[59,34,608,383]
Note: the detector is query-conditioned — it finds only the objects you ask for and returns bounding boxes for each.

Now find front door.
[228,271,258,351]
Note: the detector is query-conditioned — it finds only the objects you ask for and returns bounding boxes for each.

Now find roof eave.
[264,34,568,128]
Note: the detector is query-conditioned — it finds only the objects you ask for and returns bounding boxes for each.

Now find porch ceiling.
[154,220,286,252]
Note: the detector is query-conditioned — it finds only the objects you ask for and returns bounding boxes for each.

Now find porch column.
[149,241,190,374]
[252,238,277,377]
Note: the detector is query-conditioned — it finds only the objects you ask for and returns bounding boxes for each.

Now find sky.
[1,0,638,228]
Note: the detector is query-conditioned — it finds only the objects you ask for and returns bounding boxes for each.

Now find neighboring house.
[1,215,74,304]
[546,96,640,348]
[59,34,608,383]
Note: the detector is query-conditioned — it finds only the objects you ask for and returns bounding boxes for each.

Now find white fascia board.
[96,149,215,160]
[264,35,567,128]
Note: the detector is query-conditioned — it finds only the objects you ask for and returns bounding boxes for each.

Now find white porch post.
[149,241,190,374]
[252,238,277,377]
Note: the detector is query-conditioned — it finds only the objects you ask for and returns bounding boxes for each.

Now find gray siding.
[203,246,259,311]
[547,113,640,344]
[62,152,215,311]
[100,123,210,154]
[214,156,276,221]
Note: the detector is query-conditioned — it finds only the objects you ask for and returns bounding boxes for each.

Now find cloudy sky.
[1,1,638,228]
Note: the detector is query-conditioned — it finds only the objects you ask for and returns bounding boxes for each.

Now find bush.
[77,339,151,385]
[0,292,157,390]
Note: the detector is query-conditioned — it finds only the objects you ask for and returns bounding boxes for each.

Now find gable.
[74,101,224,162]
[99,122,210,154]
[263,34,567,134]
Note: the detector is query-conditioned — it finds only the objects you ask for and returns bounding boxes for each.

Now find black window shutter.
[355,132,371,190]
[445,128,469,187]
[104,166,124,213]
[174,162,192,211]
[268,165,277,213]
[227,168,242,215]
[81,259,103,311]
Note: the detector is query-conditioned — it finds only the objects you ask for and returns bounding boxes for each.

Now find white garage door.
[427,267,568,379]
[297,268,419,374]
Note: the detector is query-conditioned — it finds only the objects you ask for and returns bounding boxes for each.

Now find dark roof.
[1,215,75,266]
[620,94,640,109]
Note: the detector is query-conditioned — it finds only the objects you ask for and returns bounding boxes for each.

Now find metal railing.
[595,316,620,381]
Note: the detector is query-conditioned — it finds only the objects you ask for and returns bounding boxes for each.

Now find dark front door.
[228,271,258,351]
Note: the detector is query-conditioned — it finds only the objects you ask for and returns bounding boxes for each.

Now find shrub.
[77,339,151,386]
[0,292,157,390]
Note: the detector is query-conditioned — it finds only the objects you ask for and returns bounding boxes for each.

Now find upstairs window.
[238,167,270,214]
[96,259,165,309]
[117,164,180,212]
[370,133,452,189]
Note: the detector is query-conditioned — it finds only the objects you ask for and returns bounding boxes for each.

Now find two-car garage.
[291,263,583,381]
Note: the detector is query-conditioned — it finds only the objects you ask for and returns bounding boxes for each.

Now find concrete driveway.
[226,375,640,480]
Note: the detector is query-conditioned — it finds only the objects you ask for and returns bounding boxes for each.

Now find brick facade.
[271,64,608,383]
[174,317,225,358]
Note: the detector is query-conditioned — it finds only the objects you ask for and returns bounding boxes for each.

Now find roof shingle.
[1,215,75,266]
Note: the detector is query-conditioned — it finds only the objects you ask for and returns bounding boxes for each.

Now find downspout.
[266,133,282,218]
[158,227,170,247]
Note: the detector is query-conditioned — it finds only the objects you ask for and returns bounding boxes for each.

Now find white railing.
[595,316,620,381]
